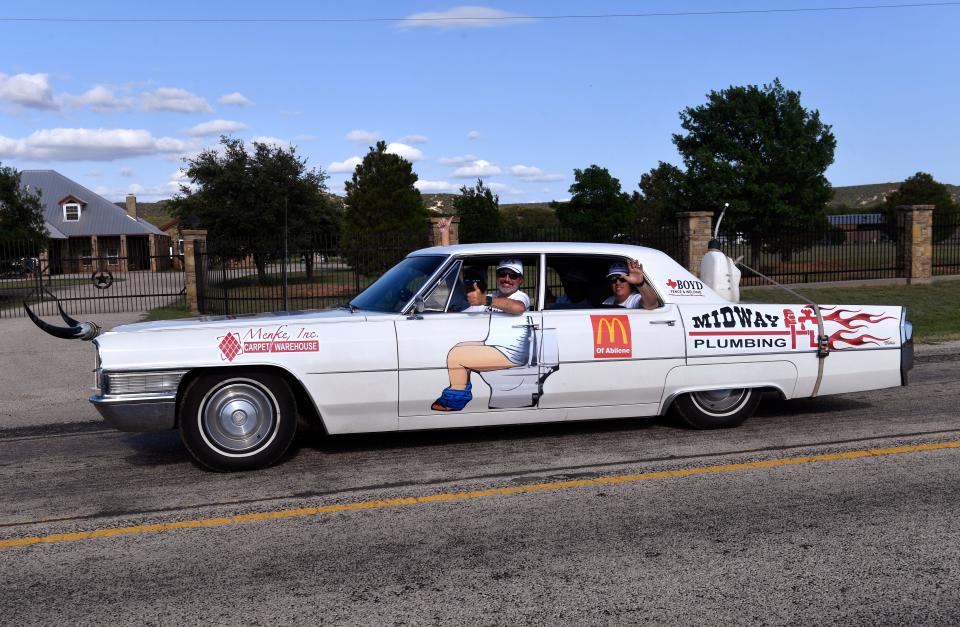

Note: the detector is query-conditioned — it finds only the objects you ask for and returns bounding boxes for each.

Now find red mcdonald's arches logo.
[591,315,632,359]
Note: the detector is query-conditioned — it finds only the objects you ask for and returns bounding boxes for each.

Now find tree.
[454,179,500,243]
[552,165,634,241]
[341,140,428,274]
[673,78,836,260]
[0,163,46,246]
[171,137,339,284]
[882,172,960,243]
[633,162,689,231]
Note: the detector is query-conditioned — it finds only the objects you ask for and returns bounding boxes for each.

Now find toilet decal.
[430,314,560,412]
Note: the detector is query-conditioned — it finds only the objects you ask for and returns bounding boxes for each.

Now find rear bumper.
[89,393,177,432]
[901,307,914,386]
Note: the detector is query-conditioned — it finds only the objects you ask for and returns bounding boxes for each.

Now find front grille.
[102,370,187,396]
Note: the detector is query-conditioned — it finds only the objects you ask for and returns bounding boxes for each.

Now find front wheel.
[673,388,761,429]
[179,372,297,471]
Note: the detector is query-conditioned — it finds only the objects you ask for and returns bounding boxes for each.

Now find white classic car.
[27,242,914,471]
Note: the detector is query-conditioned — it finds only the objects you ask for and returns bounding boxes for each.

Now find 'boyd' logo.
[591,315,632,359]
[667,279,703,291]
[690,306,780,329]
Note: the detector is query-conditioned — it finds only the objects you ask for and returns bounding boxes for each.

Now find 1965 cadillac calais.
[26,242,913,471]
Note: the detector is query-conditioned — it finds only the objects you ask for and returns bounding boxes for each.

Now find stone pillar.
[429,216,459,246]
[90,235,99,271]
[676,211,713,276]
[148,235,158,272]
[119,234,128,272]
[896,205,933,284]
[182,229,208,315]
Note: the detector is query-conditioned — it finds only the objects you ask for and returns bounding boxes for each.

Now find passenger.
[603,259,658,310]
[432,259,530,411]
[553,268,592,308]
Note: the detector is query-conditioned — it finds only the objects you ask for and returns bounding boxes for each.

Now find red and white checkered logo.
[218,333,242,362]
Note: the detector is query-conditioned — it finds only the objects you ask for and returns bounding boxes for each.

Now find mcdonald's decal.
[590,315,632,358]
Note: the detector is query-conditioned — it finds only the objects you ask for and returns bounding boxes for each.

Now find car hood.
[109,308,390,334]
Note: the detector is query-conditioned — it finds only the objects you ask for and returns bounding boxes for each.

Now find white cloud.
[487,182,524,195]
[218,92,254,107]
[143,87,212,113]
[415,180,458,193]
[65,85,132,112]
[346,129,379,143]
[438,154,478,166]
[0,72,58,109]
[385,142,423,161]
[452,159,501,177]
[400,6,529,29]
[398,134,429,144]
[0,128,191,161]
[119,167,134,177]
[328,156,362,173]
[249,136,290,148]
[85,170,103,177]
[466,130,481,140]
[186,119,249,137]
[510,164,564,182]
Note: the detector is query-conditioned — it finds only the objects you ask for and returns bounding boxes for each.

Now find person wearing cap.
[603,259,658,309]
[432,259,531,411]
[462,258,530,314]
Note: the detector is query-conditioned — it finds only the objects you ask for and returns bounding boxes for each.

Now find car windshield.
[349,255,447,313]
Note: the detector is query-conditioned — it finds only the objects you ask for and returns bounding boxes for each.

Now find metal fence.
[933,214,960,276]
[1,239,185,319]
[718,217,898,285]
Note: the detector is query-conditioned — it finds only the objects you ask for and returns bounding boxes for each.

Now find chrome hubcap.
[202,382,276,452]
[691,389,749,415]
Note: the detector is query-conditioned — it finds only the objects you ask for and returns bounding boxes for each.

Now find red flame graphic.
[827,330,890,350]
[821,308,894,329]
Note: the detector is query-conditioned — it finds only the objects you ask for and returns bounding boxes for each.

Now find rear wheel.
[673,388,760,429]
[179,372,297,471]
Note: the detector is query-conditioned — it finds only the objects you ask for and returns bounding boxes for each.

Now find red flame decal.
[821,308,894,329]
[827,330,890,350]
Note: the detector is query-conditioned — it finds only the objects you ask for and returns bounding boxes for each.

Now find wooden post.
[896,205,933,284]
[182,229,207,315]
[676,211,713,276]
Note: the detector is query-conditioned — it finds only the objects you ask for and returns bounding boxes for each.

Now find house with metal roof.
[20,170,172,274]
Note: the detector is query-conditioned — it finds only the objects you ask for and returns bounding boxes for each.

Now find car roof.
[410,241,671,260]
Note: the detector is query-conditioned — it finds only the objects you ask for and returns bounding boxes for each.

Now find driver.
[432,259,530,411]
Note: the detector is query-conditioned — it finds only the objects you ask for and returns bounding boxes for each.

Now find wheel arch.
[658,383,788,416]
[175,365,326,433]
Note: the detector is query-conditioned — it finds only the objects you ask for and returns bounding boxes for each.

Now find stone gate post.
[896,205,933,284]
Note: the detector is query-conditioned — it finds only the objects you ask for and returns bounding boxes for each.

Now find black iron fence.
[719,216,898,285]
[1,239,185,319]
[933,213,960,276]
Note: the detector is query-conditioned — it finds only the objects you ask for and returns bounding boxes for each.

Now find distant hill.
[115,200,174,228]
[829,182,960,211]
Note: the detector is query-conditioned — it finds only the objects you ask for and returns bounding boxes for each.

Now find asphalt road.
[1,353,959,625]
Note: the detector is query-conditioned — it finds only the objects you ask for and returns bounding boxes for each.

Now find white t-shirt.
[463,290,530,313]
[603,292,643,308]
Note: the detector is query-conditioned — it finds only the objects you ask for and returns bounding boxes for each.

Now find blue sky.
[1,1,957,204]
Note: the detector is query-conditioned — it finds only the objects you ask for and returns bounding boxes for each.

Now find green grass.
[143,298,193,321]
[741,280,960,343]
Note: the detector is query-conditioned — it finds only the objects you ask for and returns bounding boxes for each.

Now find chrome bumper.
[89,392,177,432]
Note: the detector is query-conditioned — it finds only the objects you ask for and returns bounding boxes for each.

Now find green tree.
[454,179,500,243]
[171,137,340,284]
[552,165,634,241]
[341,140,428,274]
[633,162,689,231]
[673,78,836,260]
[0,163,46,246]
[882,172,960,244]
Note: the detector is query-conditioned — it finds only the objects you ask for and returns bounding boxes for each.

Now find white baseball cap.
[497,259,523,275]
[606,262,629,278]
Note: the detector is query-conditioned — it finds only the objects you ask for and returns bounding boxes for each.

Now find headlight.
[101,370,188,396]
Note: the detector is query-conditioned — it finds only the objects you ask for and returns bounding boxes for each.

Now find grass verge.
[741,279,960,343]
[143,299,192,321]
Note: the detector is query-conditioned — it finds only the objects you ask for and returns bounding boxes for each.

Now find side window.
[543,254,661,310]
[422,260,462,312]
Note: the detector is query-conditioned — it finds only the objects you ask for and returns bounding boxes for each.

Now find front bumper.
[89,393,177,432]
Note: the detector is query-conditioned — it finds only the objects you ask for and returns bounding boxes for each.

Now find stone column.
[148,235,158,272]
[429,216,460,246]
[896,205,933,284]
[119,234,128,272]
[676,211,713,276]
[90,235,99,271]
[182,229,208,315]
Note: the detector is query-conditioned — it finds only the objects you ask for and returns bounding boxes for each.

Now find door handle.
[649,320,676,326]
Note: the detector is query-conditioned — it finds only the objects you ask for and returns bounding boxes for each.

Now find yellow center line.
[3,439,959,550]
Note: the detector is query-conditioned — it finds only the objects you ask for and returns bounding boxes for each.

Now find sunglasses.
[608,276,628,284]
[496,270,521,280]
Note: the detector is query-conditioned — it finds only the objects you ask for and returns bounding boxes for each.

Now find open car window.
[543,254,661,310]
[430,255,540,313]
